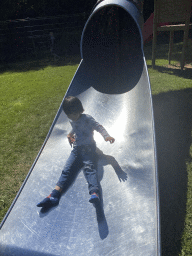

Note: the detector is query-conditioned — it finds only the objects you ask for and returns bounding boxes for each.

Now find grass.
[181,146,192,256]
[145,40,192,256]
[0,57,80,220]
[0,40,192,255]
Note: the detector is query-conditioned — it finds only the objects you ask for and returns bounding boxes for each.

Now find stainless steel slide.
[0,1,161,255]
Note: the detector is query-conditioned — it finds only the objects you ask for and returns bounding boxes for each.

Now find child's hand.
[67,133,75,147]
[105,136,115,144]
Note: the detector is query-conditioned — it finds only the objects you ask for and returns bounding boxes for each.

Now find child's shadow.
[96,147,128,183]
[95,148,127,240]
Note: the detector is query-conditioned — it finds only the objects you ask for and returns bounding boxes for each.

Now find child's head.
[63,96,84,119]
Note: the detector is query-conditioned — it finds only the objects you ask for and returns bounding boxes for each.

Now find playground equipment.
[152,0,192,70]
[0,1,160,255]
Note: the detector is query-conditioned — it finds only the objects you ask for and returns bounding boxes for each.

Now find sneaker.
[37,189,61,208]
[37,197,59,208]
[89,193,100,204]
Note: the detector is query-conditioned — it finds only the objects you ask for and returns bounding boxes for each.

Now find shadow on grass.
[144,41,192,79]
[0,54,81,74]
[153,88,192,256]
[148,65,192,79]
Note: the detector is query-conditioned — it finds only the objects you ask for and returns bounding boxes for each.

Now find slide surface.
[0,1,161,255]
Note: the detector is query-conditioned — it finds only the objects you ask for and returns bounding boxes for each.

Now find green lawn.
[0,57,80,220]
[0,42,192,255]
[145,42,192,256]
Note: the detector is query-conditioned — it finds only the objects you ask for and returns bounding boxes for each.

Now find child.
[37,96,115,208]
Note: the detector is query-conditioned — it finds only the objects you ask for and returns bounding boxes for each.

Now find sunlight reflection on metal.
[109,96,129,143]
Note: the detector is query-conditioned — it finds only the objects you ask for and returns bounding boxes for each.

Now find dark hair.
[62,96,84,115]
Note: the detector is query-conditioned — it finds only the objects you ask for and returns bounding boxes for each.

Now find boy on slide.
[37,96,115,208]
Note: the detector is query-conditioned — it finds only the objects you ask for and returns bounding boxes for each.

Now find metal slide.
[0,1,161,255]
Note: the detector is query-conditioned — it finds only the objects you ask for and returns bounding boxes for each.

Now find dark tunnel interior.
[81,5,144,94]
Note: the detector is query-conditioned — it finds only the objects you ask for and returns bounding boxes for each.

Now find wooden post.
[152,0,157,68]
[168,30,174,64]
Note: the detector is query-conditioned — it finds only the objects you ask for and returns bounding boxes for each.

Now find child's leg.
[83,162,100,204]
[37,147,81,208]
[81,145,100,203]
[83,164,99,195]
[56,147,82,191]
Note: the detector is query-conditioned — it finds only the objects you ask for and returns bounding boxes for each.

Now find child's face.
[67,112,81,121]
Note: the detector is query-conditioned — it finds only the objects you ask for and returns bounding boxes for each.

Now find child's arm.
[89,115,115,144]
[67,131,75,147]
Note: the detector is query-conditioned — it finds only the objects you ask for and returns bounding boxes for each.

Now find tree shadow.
[153,88,192,256]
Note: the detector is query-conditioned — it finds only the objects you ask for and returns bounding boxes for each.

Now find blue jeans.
[57,143,99,195]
